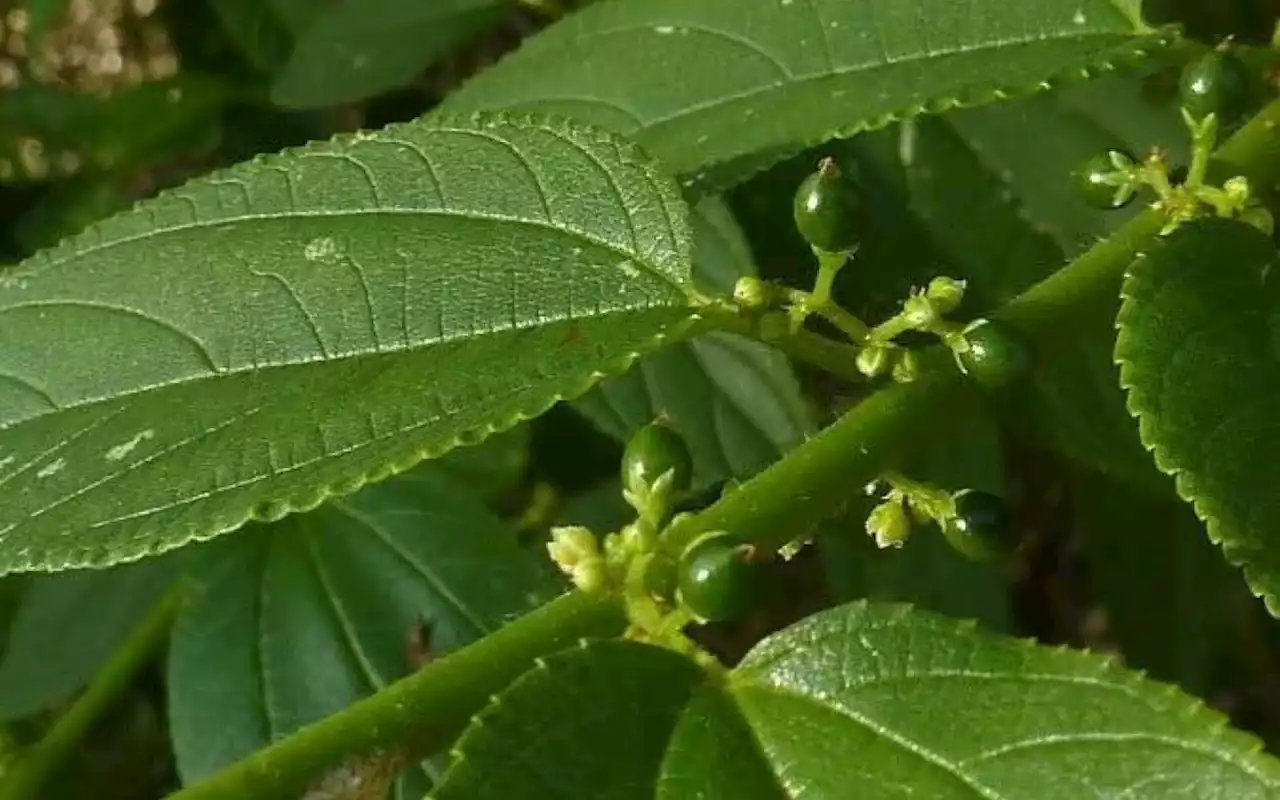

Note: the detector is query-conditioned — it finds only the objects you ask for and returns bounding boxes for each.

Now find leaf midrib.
[330,500,490,637]
[15,206,686,295]
[0,286,693,431]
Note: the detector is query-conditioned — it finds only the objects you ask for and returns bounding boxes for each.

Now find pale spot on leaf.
[37,458,65,479]
[105,429,156,462]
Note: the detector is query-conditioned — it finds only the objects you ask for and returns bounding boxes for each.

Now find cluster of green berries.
[868,485,1017,562]
[1073,46,1255,212]
[550,419,767,624]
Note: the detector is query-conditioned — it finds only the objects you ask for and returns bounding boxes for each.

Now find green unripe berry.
[1179,49,1253,126]
[956,319,1033,389]
[1073,150,1137,210]
[943,490,1016,561]
[677,533,760,622]
[622,419,693,497]
[792,157,865,253]
[642,553,679,603]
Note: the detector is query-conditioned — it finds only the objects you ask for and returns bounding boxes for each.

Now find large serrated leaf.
[1116,217,1280,615]
[432,602,1280,798]
[270,0,509,109]
[0,113,697,574]
[0,547,190,721]
[167,466,559,796]
[1072,466,1260,696]
[442,0,1165,193]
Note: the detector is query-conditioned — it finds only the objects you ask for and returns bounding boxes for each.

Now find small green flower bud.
[901,294,936,328]
[548,526,608,592]
[1223,176,1252,207]
[857,344,890,378]
[733,276,772,310]
[892,349,920,384]
[866,500,910,548]
[547,526,598,569]
[925,276,966,315]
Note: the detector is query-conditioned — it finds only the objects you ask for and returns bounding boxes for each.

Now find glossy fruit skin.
[957,319,1033,389]
[1073,150,1135,210]
[622,420,693,496]
[945,490,1015,561]
[792,158,865,253]
[677,534,759,622]
[1179,50,1252,125]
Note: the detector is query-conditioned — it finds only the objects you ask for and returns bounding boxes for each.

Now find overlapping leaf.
[270,0,510,109]
[575,199,812,486]
[0,113,697,574]
[444,0,1165,193]
[433,602,1280,798]
[1116,217,1280,615]
[167,466,559,797]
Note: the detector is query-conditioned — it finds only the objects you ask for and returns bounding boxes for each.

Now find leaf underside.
[0,113,696,574]
[443,0,1169,194]
[167,466,559,793]
[433,602,1280,798]
[1116,217,1280,616]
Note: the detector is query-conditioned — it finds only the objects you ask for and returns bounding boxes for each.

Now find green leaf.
[209,0,323,73]
[432,640,705,800]
[0,113,696,574]
[434,424,530,503]
[726,602,1280,798]
[0,547,189,721]
[443,0,1166,193]
[574,199,812,486]
[1116,217,1280,615]
[1072,467,1261,696]
[167,466,558,793]
[433,602,1280,798]
[270,0,510,109]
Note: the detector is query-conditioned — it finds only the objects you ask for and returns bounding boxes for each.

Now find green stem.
[0,583,187,800]
[168,95,1280,800]
[169,591,625,800]
[663,94,1280,557]
[701,304,865,382]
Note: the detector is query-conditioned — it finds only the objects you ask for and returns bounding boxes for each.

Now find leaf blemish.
[36,458,65,479]
[0,455,14,471]
[1073,9,1086,24]
[105,429,156,462]
[304,236,342,263]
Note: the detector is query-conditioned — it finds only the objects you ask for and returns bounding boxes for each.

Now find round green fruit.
[1073,150,1136,210]
[957,319,1033,389]
[944,490,1015,561]
[677,534,759,622]
[1179,50,1252,125]
[621,419,693,496]
[792,157,865,253]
